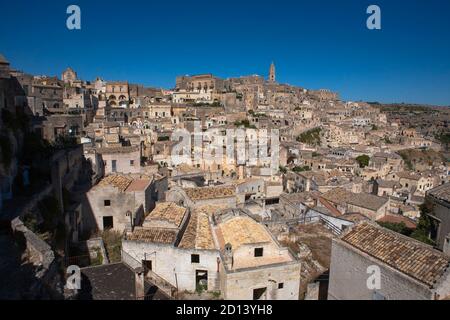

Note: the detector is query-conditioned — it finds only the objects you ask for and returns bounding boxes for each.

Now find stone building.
[122,207,301,300]
[0,54,13,112]
[328,222,450,300]
[61,67,77,84]
[41,114,84,142]
[321,188,390,220]
[166,185,237,209]
[213,210,300,300]
[83,174,153,233]
[0,54,10,79]
[307,89,338,101]
[143,103,172,119]
[425,183,450,253]
[97,146,141,175]
[10,71,64,116]
[396,171,438,195]
[269,62,276,83]
[106,82,130,107]
[175,74,224,93]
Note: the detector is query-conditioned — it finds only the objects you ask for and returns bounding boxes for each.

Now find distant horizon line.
[3,54,449,108]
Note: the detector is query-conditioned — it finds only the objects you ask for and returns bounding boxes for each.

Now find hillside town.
[1,53,449,300]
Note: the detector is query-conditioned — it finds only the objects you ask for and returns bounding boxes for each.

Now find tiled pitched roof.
[427,183,450,204]
[97,146,139,154]
[126,179,151,192]
[217,216,272,250]
[98,175,151,193]
[396,171,421,181]
[317,196,343,217]
[184,186,235,201]
[146,202,187,228]
[178,208,215,250]
[127,227,177,244]
[99,175,133,192]
[323,188,388,211]
[378,214,417,229]
[341,222,450,287]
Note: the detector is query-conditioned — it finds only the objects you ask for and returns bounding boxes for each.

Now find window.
[191,254,200,263]
[103,216,114,229]
[253,287,267,300]
[104,200,111,207]
[112,160,117,173]
[130,160,135,166]
[278,283,284,289]
[143,260,152,273]
[254,248,264,257]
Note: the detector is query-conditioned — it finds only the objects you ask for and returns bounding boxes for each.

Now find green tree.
[410,202,436,246]
[297,128,322,146]
[356,155,370,168]
[377,222,412,236]
[292,166,311,173]
[279,166,287,174]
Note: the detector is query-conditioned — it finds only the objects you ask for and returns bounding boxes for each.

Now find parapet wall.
[10,217,64,299]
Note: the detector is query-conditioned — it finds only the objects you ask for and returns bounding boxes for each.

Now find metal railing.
[121,249,178,299]
[64,254,100,268]
[145,268,178,299]
[318,216,342,235]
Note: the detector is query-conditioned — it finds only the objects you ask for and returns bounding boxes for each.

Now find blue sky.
[1,0,450,105]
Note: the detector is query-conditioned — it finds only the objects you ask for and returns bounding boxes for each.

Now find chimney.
[224,243,233,269]
[134,267,145,300]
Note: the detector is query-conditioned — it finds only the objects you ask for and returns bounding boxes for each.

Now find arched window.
[109,95,117,101]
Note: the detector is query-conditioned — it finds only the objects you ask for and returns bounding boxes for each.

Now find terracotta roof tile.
[378,214,417,229]
[99,175,133,192]
[145,202,187,228]
[217,216,272,250]
[341,222,450,287]
[125,179,151,192]
[127,227,177,244]
[184,186,235,201]
[178,208,215,250]
[323,188,388,211]
[428,183,450,203]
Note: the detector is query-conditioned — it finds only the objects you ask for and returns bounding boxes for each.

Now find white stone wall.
[347,199,389,220]
[102,150,141,175]
[194,196,237,209]
[122,240,220,292]
[222,262,301,300]
[328,239,433,300]
[86,186,143,232]
[429,197,450,250]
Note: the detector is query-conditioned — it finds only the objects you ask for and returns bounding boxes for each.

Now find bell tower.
[269,61,276,83]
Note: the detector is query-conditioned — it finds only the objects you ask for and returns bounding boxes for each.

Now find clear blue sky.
[1,0,450,106]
